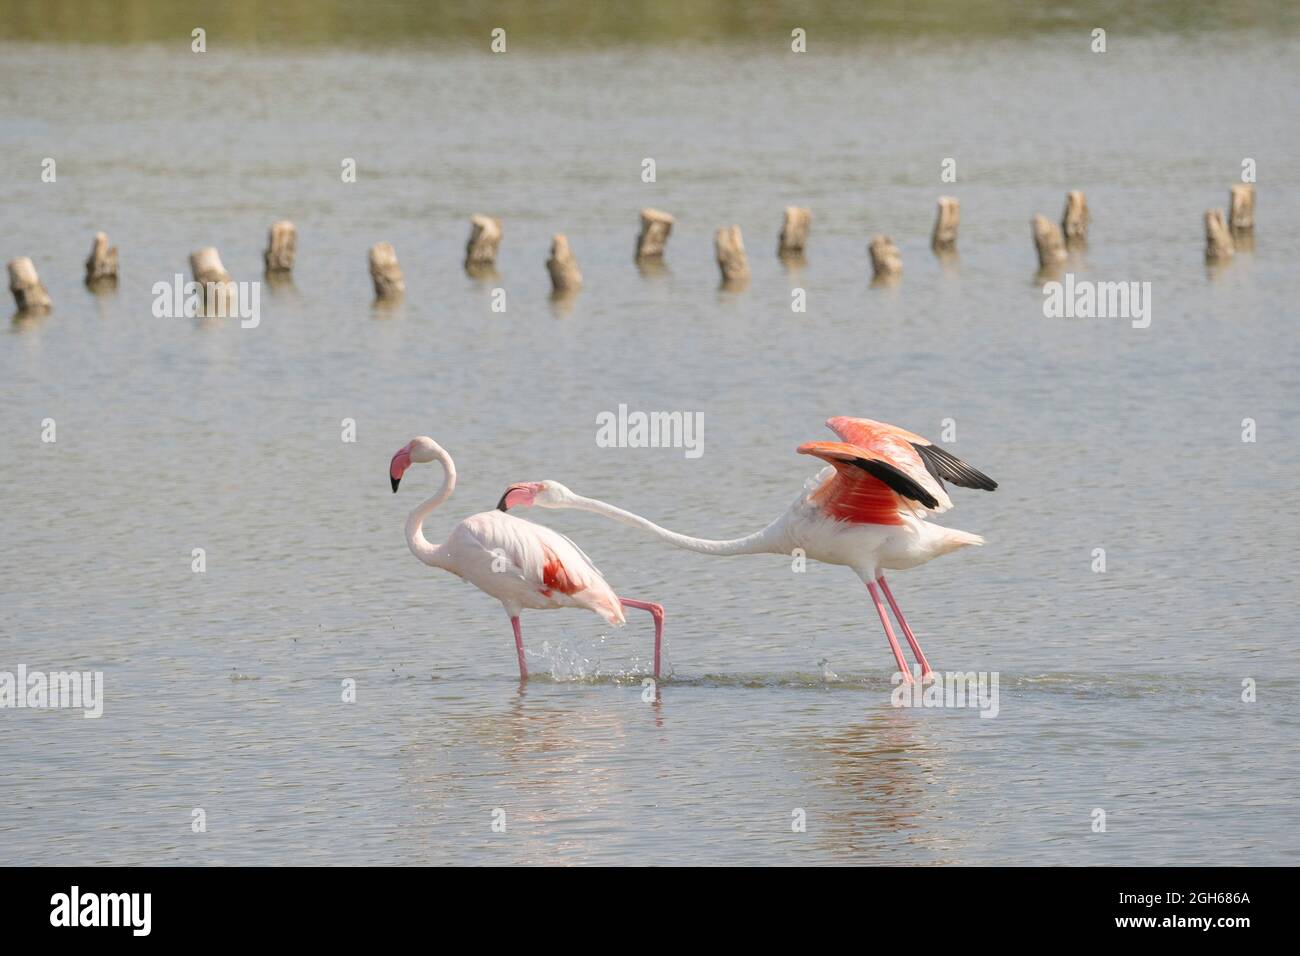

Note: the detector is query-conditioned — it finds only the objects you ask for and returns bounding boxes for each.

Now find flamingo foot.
[866,581,912,683]
[510,615,528,681]
[620,598,664,679]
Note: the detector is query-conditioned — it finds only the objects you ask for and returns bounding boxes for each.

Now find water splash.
[818,658,839,682]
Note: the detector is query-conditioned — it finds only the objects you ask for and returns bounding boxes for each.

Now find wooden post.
[264,221,297,274]
[1062,191,1089,244]
[869,235,901,281]
[778,207,811,257]
[8,257,52,314]
[369,243,405,300]
[715,225,750,283]
[1204,209,1235,261]
[190,247,235,315]
[546,234,582,293]
[84,232,118,287]
[1229,185,1255,234]
[1032,215,1067,270]
[465,215,502,274]
[635,208,674,260]
[931,197,959,253]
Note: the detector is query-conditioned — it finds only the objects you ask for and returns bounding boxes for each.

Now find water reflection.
[796,711,939,858]
[400,685,668,864]
[635,257,671,280]
[548,289,579,317]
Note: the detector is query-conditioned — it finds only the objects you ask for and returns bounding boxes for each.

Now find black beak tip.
[496,491,510,512]
[391,476,400,493]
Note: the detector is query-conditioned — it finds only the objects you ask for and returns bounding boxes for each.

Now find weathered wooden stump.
[1229,185,1255,234]
[84,232,119,288]
[1204,209,1235,261]
[369,243,405,300]
[264,221,297,274]
[778,207,811,257]
[8,257,52,315]
[931,197,959,253]
[1062,191,1090,244]
[546,234,582,293]
[1032,215,1067,271]
[869,235,902,282]
[190,246,236,315]
[715,225,750,283]
[465,215,502,274]
[635,208,674,260]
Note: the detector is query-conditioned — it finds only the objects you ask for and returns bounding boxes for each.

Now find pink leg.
[877,575,932,679]
[619,598,664,679]
[510,615,528,681]
[866,581,913,683]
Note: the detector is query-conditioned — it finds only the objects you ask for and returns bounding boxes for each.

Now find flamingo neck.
[565,494,782,557]
[406,447,456,568]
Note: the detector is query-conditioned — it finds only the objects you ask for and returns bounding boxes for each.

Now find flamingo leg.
[619,598,664,679]
[510,615,528,681]
[866,581,913,683]
[877,575,933,679]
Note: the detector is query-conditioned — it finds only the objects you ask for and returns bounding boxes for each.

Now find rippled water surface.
[2,21,1299,864]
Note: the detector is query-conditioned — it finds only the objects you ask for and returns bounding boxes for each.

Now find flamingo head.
[497,480,573,512]
[389,436,440,492]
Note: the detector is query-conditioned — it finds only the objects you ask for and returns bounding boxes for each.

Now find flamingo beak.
[390,445,413,493]
[497,483,536,511]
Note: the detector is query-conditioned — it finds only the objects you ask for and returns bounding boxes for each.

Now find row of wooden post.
[7,186,1259,314]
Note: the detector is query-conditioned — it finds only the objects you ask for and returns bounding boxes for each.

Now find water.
[2,18,1299,865]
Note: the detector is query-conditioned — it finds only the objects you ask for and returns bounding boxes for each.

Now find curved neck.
[566,494,782,556]
[406,447,456,567]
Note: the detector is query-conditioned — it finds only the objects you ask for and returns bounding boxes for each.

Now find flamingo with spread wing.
[391,437,664,681]
[497,417,995,682]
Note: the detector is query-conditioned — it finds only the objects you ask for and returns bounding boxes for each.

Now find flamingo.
[390,436,665,681]
[496,417,996,683]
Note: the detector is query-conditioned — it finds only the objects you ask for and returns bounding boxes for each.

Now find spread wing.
[797,417,996,523]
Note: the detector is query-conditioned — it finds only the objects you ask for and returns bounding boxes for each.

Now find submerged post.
[1032,215,1067,271]
[546,234,582,293]
[869,235,902,282]
[931,197,959,253]
[1204,209,1235,261]
[715,225,750,283]
[635,208,674,260]
[1229,185,1255,234]
[1062,191,1090,244]
[84,232,119,288]
[369,242,405,300]
[778,207,811,258]
[264,221,297,275]
[465,215,502,274]
[8,257,52,314]
[190,246,235,315]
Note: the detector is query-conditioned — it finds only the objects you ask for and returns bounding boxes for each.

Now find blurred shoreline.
[3,0,1298,47]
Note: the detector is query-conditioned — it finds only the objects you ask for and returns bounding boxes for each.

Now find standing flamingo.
[390,436,665,681]
[497,417,995,683]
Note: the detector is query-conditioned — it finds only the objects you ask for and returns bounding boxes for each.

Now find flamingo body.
[434,510,624,624]
[763,490,980,575]
[391,437,662,680]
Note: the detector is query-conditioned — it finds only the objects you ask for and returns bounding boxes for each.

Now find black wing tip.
[850,457,940,509]
[912,442,997,493]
